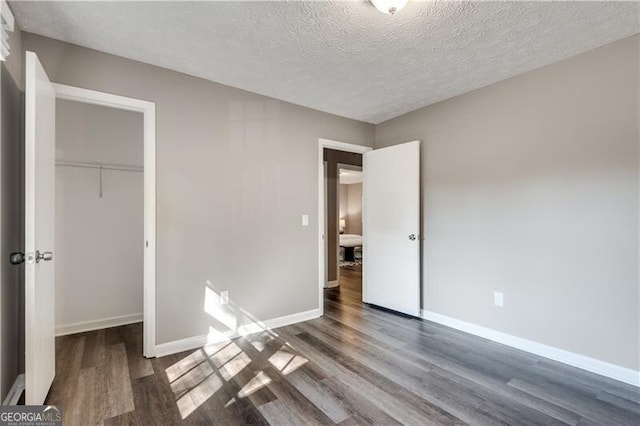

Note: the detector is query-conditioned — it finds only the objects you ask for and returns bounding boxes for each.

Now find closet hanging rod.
[55,160,143,172]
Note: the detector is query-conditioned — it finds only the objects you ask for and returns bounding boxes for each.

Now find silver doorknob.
[35,250,53,263]
[408,234,416,241]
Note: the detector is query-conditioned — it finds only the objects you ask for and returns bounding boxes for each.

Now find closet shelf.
[55,159,143,172]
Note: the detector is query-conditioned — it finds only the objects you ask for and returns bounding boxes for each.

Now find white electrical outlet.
[220,290,229,305]
[494,291,504,307]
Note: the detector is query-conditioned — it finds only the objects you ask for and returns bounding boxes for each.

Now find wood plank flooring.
[48,265,640,425]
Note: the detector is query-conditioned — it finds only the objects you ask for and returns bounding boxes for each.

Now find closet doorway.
[22,53,156,404]
[53,84,156,358]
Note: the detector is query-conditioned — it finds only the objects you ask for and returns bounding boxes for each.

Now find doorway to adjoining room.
[322,148,363,312]
[337,166,363,297]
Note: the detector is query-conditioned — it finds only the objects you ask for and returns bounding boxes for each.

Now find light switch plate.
[302,214,309,226]
[494,291,504,307]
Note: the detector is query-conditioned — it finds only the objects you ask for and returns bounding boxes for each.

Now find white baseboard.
[325,280,339,289]
[2,374,24,405]
[55,313,143,336]
[155,334,208,358]
[420,309,640,387]
[155,308,321,358]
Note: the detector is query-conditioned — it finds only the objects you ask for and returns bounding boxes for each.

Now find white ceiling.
[11,1,640,124]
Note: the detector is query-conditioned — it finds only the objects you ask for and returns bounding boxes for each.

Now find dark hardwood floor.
[48,265,640,425]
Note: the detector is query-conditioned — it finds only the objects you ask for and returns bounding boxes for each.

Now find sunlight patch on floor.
[170,358,215,398]
[165,348,209,383]
[209,341,242,368]
[268,343,308,375]
[176,371,224,419]
[219,351,252,382]
[249,331,276,352]
[166,281,311,419]
[237,371,272,399]
[165,333,313,419]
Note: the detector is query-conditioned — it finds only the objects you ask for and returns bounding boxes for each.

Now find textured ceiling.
[10,1,640,124]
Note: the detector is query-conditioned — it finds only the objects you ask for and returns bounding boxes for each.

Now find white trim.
[637,32,640,379]
[421,309,640,387]
[53,83,157,357]
[2,374,24,405]
[55,313,143,336]
[155,334,206,359]
[318,138,371,314]
[319,138,372,155]
[54,84,154,113]
[155,308,321,358]
[325,279,339,289]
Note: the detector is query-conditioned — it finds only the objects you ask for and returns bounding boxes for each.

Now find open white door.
[24,51,56,404]
[363,141,420,317]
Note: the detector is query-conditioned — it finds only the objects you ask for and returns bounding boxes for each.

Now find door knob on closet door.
[408,234,417,241]
[35,250,53,263]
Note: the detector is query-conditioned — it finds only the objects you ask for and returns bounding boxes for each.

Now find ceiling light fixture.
[369,0,408,15]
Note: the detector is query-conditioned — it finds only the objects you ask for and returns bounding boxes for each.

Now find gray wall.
[339,183,362,236]
[55,99,143,330]
[0,63,24,402]
[346,183,362,235]
[21,33,374,344]
[339,184,348,230]
[375,35,640,370]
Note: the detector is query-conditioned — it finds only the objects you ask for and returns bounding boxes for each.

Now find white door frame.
[318,138,371,315]
[53,83,157,357]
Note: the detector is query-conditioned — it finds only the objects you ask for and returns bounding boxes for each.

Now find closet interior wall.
[55,98,144,333]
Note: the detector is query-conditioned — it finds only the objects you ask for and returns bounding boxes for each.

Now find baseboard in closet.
[55,313,143,336]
